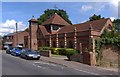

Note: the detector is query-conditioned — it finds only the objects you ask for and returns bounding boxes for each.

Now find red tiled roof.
[58,18,110,34]
[39,25,49,35]
[41,13,70,26]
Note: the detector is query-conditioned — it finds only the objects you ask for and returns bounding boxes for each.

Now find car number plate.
[33,56,37,58]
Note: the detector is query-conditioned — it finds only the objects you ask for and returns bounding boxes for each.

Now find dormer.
[41,13,70,34]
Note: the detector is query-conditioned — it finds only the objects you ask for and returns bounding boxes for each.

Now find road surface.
[1,50,119,77]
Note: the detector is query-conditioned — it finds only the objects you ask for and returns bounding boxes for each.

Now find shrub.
[50,48,56,54]
[52,48,60,55]
[58,48,66,55]
[51,48,67,55]
[66,49,79,60]
[38,47,80,57]
[38,47,51,51]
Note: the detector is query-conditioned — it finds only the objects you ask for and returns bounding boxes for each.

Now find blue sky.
[0,1,119,35]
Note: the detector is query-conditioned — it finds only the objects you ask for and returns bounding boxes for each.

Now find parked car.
[16,45,23,48]
[20,48,40,60]
[11,47,23,56]
[6,46,14,54]
[3,45,9,50]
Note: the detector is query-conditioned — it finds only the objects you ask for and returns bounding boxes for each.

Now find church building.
[27,13,112,53]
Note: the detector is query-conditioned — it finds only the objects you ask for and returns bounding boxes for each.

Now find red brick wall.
[44,30,96,53]
[82,52,96,66]
[13,31,29,47]
[39,50,51,57]
[30,23,38,50]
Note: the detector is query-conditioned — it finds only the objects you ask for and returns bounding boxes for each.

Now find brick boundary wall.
[82,52,96,66]
[39,50,51,57]
[69,54,83,62]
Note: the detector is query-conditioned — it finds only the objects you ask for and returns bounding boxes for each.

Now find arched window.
[38,40,41,47]
[68,40,74,48]
[46,41,49,46]
[52,41,56,47]
[59,41,64,48]
[107,24,112,31]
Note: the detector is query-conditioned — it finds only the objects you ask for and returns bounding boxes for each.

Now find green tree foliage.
[101,25,119,38]
[89,14,104,21]
[95,27,120,61]
[25,28,29,32]
[37,9,72,25]
[113,19,120,32]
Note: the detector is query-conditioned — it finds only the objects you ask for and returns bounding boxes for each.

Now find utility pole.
[16,23,18,46]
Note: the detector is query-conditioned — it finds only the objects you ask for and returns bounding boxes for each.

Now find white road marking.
[34,61,100,75]
[74,68,99,75]
[34,61,57,67]
[33,63,37,66]
[34,61,99,75]
[61,67,64,69]
[34,62,49,65]
[33,61,67,71]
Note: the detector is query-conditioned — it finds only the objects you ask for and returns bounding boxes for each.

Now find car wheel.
[37,58,40,60]
[25,56,29,60]
[20,55,23,58]
[11,52,14,56]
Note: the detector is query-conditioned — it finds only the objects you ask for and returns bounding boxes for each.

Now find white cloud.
[108,0,119,17]
[110,17,116,21]
[0,20,27,36]
[80,3,106,13]
[81,5,93,11]
[110,0,120,7]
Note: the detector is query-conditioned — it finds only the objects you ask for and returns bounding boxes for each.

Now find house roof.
[4,31,23,36]
[41,13,71,26]
[4,31,28,37]
[58,18,110,34]
[39,25,49,35]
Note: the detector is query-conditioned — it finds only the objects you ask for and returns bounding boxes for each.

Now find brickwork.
[3,31,29,48]
[39,50,51,57]
[13,31,29,47]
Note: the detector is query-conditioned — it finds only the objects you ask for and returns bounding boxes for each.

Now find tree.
[89,14,104,21]
[113,19,120,32]
[37,9,72,25]
[25,28,29,32]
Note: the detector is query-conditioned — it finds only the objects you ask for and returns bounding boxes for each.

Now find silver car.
[20,48,40,60]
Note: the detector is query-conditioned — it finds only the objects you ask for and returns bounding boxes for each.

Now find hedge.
[38,47,79,56]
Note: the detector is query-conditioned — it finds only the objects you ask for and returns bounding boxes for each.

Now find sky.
[0,0,120,36]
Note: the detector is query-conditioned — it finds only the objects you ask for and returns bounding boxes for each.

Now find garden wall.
[39,50,51,57]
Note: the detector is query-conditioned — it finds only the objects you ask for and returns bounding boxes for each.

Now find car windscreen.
[15,47,22,50]
[9,47,13,50]
[25,51,38,54]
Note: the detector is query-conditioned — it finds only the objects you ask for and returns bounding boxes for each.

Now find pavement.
[40,55,118,75]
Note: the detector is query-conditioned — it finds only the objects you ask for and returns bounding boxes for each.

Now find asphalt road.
[2,50,92,75]
[1,50,119,77]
